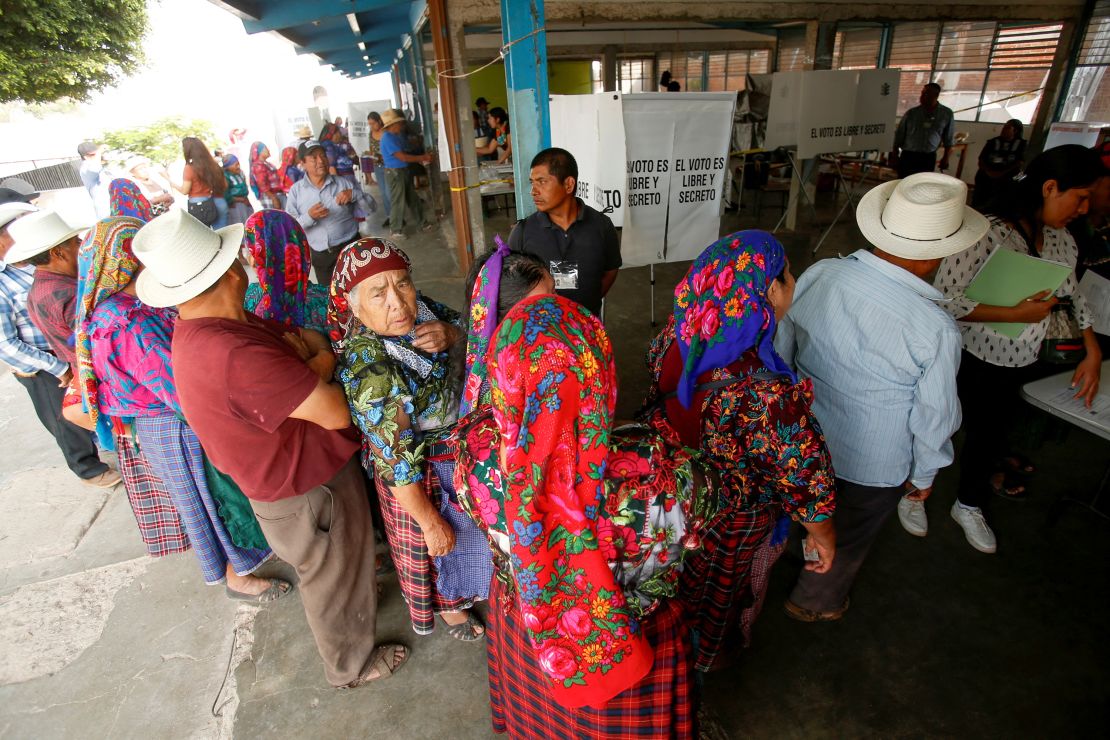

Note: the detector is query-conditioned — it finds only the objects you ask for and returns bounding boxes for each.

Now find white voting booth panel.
[346,99,393,157]
[549,92,736,268]
[766,69,900,158]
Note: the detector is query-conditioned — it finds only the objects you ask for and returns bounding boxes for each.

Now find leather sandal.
[225,578,292,603]
[338,644,409,689]
[442,611,485,642]
[783,597,849,622]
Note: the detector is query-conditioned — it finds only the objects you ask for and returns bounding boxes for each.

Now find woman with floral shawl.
[242,210,329,333]
[248,142,284,209]
[276,146,303,192]
[453,289,719,737]
[77,217,287,601]
[108,178,154,222]
[222,155,254,225]
[640,229,837,671]
[74,217,189,558]
[329,238,492,640]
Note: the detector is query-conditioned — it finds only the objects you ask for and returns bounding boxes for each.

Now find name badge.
[550,260,579,290]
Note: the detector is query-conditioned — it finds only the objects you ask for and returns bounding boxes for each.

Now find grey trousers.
[249,456,379,686]
[384,167,429,232]
[789,478,904,613]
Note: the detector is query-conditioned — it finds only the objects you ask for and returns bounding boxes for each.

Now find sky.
[0,0,395,171]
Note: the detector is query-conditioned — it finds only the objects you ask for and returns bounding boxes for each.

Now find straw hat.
[6,210,89,263]
[132,208,244,307]
[0,202,37,231]
[856,173,989,260]
[380,109,405,128]
[294,124,312,139]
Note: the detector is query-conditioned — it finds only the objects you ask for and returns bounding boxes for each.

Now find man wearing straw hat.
[0,204,118,487]
[132,209,408,687]
[775,172,989,622]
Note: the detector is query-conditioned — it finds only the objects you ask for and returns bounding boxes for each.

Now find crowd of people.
[0,124,1106,736]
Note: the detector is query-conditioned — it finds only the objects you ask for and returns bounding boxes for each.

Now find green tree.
[102,117,219,167]
[0,0,148,103]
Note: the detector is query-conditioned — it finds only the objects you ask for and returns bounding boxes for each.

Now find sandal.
[999,454,1036,475]
[225,578,292,603]
[442,611,485,642]
[989,470,1029,501]
[337,644,409,689]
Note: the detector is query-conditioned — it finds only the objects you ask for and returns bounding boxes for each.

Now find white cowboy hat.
[133,208,243,307]
[380,109,405,128]
[0,202,37,231]
[5,210,89,263]
[856,173,989,260]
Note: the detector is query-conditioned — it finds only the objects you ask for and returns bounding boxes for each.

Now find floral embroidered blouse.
[339,297,464,487]
[641,317,835,523]
[88,292,182,418]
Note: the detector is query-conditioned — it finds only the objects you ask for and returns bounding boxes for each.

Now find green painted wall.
[466,60,594,113]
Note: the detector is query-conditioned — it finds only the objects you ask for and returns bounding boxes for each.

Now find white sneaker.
[950,502,997,554]
[897,496,928,537]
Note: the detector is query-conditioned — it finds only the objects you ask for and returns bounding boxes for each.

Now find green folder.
[964,247,1072,339]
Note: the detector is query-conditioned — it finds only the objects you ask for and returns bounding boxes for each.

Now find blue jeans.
[189,196,228,229]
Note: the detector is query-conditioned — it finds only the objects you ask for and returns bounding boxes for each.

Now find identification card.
[550,260,579,290]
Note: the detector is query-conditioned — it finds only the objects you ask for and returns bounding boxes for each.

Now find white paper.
[1079,270,1110,336]
[1045,386,1110,431]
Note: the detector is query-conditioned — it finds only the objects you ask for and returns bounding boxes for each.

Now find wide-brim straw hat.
[6,210,89,263]
[0,202,37,231]
[294,124,312,138]
[856,173,989,260]
[133,209,244,307]
[380,109,405,128]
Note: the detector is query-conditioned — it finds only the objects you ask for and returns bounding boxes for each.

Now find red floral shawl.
[489,294,652,708]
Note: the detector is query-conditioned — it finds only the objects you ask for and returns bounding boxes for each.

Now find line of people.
[0,139,1102,737]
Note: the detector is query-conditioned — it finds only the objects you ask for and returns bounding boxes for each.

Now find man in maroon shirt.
[131,209,407,688]
[6,210,119,488]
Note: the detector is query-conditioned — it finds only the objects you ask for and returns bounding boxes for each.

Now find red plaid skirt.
[678,506,773,672]
[487,577,696,739]
[376,464,476,635]
[115,429,190,558]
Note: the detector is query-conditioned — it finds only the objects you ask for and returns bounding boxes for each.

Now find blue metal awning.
[208,0,426,78]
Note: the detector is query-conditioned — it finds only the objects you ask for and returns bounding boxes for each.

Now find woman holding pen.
[930,144,1103,553]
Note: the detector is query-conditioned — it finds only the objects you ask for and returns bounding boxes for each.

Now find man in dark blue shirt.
[507,148,621,316]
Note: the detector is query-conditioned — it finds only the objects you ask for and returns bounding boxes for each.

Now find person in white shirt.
[776,173,987,621]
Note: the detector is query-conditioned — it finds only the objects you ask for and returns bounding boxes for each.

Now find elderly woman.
[329,238,492,640]
[640,230,837,672]
[76,215,287,600]
[74,217,189,558]
[242,210,329,333]
[122,157,174,215]
[454,288,721,737]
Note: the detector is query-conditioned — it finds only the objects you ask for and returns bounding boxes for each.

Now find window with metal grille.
[776,27,808,72]
[1060,0,1110,122]
[887,20,1062,124]
[618,58,654,94]
[707,49,772,91]
[833,27,882,70]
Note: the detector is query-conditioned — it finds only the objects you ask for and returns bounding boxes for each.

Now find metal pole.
[428,0,475,274]
[500,0,550,219]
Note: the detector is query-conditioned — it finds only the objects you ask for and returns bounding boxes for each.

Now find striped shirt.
[775,250,962,489]
[0,260,67,377]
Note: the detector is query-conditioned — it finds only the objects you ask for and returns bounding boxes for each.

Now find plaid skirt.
[114,428,190,558]
[375,451,492,635]
[678,506,774,672]
[487,577,696,739]
[134,414,271,584]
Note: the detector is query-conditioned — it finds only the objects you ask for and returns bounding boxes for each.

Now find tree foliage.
[0,0,148,103]
[102,117,219,167]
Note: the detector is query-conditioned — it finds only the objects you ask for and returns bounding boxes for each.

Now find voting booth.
[550,92,737,268]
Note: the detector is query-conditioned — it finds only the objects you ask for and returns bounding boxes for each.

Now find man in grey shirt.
[892,83,955,178]
[286,139,374,284]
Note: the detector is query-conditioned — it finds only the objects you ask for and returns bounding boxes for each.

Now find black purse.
[187,197,218,226]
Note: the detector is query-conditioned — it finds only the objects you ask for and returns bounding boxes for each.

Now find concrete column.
[445,2,486,260]
[603,45,618,92]
[500,0,551,219]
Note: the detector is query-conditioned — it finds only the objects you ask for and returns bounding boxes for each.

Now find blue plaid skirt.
[134,414,271,583]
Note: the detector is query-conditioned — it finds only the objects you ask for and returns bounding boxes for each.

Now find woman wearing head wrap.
[319,123,357,178]
[248,142,284,209]
[74,217,189,558]
[276,146,303,192]
[108,178,154,223]
[453,290,719,736]
[222,155,254,225]
[330,238,492,640]
[242,210,329,333]
[77,216,288,601]
[640,230,837,671]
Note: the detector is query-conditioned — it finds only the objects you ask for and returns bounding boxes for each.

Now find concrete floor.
[0,182,1106,738]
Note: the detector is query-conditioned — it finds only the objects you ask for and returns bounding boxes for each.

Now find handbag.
[187,197,217,226]
[1040,298,1085,364]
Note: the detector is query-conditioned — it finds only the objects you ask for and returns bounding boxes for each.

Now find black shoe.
[382,218,390,228]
